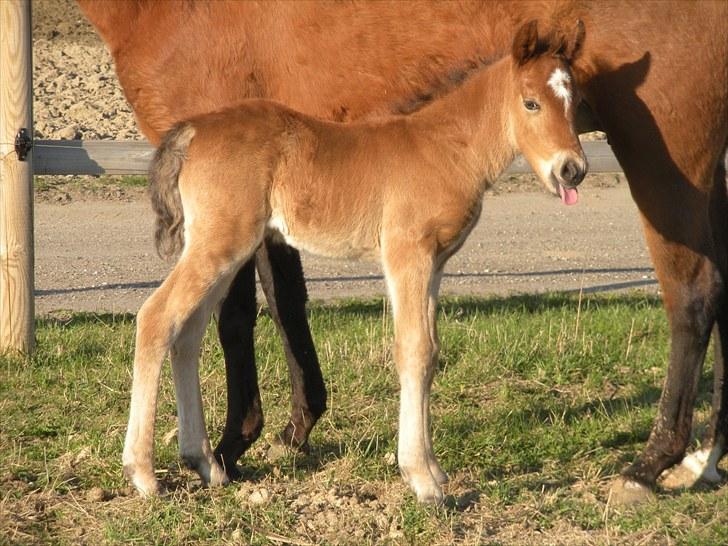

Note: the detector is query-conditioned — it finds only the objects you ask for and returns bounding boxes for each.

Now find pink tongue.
[559,185,579,206]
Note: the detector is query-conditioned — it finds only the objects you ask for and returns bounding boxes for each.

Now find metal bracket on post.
[14,128,32,161]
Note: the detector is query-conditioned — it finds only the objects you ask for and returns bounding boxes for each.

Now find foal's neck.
[408,56,515,186]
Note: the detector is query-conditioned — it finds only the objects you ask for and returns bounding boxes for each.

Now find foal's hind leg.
[172,303,229,488]
[256,240,327,453]
[123,247,256,496]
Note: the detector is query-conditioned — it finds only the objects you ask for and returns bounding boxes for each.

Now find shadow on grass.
[312,292,664,320]
[35,293,664,328]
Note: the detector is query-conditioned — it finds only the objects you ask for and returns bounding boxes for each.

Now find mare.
[122,21,587,503]
[77,0,728,504]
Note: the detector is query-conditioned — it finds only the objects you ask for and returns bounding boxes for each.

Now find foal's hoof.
[415,483,445,505]
[608,476,655,506]
[182,455,230,489]
[403,471,445,505]
[123,465,161,497]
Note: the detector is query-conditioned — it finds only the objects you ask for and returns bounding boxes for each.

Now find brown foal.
[122,21,587,503]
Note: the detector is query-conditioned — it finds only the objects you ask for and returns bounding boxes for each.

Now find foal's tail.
[149,122,196,259]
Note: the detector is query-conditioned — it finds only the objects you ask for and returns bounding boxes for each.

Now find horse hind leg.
[213,260,264,479]
[172,299,230,489]
[123,256,230,495]
[256,239,327,455]
[123,232,263,495]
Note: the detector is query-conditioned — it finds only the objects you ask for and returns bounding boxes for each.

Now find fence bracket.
[14,128,32,161]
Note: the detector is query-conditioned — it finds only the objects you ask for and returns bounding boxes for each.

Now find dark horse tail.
[149,122,196,259]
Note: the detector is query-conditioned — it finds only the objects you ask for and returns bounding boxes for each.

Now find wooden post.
[0,0,34,354]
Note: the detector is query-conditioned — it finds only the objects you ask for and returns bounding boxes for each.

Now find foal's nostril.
[560,160,584,186]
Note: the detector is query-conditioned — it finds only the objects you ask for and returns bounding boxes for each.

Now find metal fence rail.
[31,139,622,176]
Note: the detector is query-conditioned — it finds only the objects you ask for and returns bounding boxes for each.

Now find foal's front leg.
[384,245,444,503]
[424,267,448,486]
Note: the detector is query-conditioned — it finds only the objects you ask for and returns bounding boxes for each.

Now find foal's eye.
[523,99,540,112]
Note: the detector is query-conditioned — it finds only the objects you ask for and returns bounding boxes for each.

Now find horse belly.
[267,208,380,262]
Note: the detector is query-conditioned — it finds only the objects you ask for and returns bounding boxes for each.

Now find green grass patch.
[2,293,726,544]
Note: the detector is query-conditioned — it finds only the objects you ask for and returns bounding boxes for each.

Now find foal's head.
[508,20,587,205]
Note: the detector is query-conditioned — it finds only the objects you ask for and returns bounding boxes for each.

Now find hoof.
[415,483,445,505]
[123,464,161,497]
[266,434,309,463]
[608,476,655,506]
[207,463,230,488]
[182,455,230,488]
[402,469,444,505]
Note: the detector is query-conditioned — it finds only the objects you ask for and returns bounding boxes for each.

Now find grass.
[2,293,728,545]
[34,175,147,200]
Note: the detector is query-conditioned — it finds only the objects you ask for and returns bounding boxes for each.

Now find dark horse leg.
[660,149,728,489]
[255,239,327,452]
[214,240,326,477]
[612,168,724,503]
[214,260,264,479]
[586,58,728,504]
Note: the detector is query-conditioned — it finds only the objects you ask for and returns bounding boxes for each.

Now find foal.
[123,20,587,503]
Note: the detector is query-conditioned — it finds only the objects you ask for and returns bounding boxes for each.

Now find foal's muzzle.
[559,158,586,187]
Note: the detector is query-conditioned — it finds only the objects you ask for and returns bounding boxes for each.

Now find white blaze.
[548,68,572,113]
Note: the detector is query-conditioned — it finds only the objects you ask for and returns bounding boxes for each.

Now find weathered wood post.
[0,0,34,354]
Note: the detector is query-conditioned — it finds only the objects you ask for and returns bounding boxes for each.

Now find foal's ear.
[512,20,540,65]
[561,20,585,62]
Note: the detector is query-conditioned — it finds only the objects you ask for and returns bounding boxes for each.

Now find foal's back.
[183,101,471,260]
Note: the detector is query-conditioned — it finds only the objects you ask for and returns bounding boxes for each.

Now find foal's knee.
[394,337,436,376]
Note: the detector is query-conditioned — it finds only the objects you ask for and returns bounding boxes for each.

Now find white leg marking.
[680,446,723,484]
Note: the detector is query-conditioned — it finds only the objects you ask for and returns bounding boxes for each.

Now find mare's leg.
[123,250,246,496]
[424,267,448,485]
[661,152,728,489]
[383,242,443,503]
[214,260,264,479]
[603,131,726,504]
[256,239,327,451]
[580,46,728,502]
[172,304,229,488]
